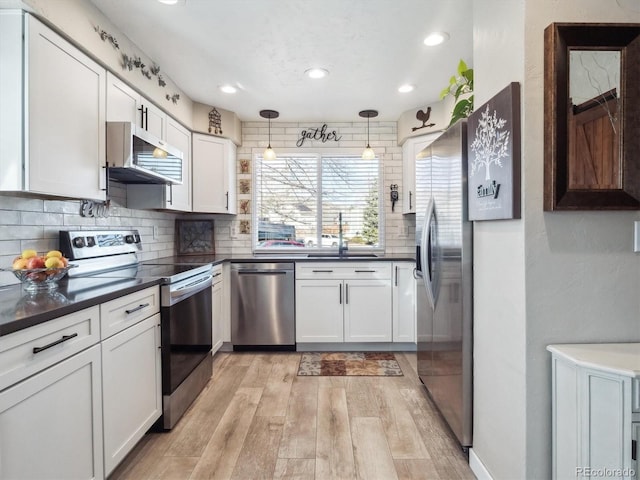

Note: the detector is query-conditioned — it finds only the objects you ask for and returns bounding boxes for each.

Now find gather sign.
[296,124,342,147]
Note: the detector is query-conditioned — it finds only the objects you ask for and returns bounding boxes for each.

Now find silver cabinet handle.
[339,284,342,304]
[395,266,398,286]
[345,283,349,304]
[354,270,376,273]
[312,269,334,273]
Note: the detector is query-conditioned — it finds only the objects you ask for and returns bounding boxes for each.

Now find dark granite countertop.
[0,254,415,338]
[0,277,160,337]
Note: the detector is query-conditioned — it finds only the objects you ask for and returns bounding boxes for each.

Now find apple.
[26,256,45,269]
[21,249,37,259]
[59,256,69,267]
[12,258,28,270]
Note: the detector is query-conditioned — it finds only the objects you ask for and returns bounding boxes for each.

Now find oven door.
[160,274,212,395]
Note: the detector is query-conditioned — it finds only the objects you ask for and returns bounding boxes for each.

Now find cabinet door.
[392,262,416,342]
[296,279,344,343]
[143,101,167,140]
[212,279,224,354]
[0,344,103,480]
[344,279,392,342]
[402,139,416,214]
[402,133,441,214]
[192,133,234,213]
[106,72,140,124]
[222,263,231,342]
[579,368,633,476]
[102,314,162,476]
[165,117,192,211]
[27,15,106,200]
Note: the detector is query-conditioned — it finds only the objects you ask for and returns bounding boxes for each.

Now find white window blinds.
[254,153,381,250]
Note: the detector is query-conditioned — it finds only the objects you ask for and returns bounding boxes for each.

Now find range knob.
[86,236,96,247]
[125,235,135,244]
[72,237,85,248]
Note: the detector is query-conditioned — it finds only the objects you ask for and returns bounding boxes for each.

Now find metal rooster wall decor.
[412,106,436,132]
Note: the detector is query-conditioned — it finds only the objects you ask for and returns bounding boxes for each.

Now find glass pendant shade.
[259,109,279,160]
[362,145,375,160]
[263,145,276,160]
[359,109,378,159]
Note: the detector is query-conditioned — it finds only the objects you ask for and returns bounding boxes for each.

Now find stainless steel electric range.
[60,229,213,430]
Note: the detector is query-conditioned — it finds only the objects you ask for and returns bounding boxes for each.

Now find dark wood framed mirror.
[544,23,640,210]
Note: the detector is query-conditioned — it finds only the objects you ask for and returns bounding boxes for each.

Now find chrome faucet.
[338,212,348,256]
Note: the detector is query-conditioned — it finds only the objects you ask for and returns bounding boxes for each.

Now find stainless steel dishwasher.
[230,262,295,350]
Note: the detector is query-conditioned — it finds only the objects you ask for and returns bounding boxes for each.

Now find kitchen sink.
[306,253,379,258]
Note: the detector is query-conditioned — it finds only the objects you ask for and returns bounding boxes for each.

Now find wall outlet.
[230,224,238,239]
[634,221,640,252]
[153,225,159,240]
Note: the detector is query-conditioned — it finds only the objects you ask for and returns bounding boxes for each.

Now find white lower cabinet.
[548,343,640,480]
[0,344,104,480]
[296,279,344,342]
[212,264,224,354]
[295,263,393,343]
[101,314,162,476]
[392,262,416,343]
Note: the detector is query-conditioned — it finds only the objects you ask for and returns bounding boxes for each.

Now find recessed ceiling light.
[219,85,237,94]
[398,84,415,93]
[157,0,179,4]
[424,31,450,47]
[305,68,329,79]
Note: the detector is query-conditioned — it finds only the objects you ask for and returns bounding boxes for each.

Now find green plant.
[439,59,474,127]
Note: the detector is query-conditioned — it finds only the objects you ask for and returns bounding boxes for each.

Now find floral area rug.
[297,352,403,376]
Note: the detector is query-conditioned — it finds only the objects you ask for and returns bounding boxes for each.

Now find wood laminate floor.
[109,352,475,480]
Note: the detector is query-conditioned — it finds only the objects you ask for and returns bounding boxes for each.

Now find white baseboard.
[469,448,494,480]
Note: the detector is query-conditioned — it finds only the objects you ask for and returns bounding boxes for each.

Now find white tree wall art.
[467,82,521,221]
[470,106,510,181]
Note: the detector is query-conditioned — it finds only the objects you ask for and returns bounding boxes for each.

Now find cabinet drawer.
[100,286,160,339]
[296,262,392,280]
[0,306,100,391]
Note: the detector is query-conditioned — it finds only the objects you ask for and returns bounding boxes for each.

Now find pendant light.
[359,109,378,159]
[260,109,279,160]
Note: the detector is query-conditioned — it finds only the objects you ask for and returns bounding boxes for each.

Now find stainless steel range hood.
[106,122,183,185]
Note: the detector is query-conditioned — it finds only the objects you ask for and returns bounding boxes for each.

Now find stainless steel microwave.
[106,121,183,185]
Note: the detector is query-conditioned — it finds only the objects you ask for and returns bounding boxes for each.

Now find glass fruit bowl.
[2,265,77,292]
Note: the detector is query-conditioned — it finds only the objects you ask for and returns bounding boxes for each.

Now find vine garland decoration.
[94,25,180,104]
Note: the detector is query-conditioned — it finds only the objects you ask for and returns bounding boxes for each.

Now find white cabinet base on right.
[548,343,640,480]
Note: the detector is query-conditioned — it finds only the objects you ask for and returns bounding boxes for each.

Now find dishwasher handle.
[238,269,289,275]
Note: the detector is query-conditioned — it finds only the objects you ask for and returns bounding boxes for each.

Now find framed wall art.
[467,82,521,221]
[176,220,215,255]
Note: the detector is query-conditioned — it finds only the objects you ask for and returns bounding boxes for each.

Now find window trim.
[251,147,386,255]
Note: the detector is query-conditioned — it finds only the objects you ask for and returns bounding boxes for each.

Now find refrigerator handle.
[420,198,436,309]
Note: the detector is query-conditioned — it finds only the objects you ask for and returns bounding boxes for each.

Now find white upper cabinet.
[0,12,107,201]
[192,133,237,214]
[402,132,441,214]
[106,72,166,140]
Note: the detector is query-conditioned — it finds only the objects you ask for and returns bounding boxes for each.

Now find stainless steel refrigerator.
[415,120,473,449]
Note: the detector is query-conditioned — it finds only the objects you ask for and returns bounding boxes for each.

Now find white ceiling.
[89,0,473,122]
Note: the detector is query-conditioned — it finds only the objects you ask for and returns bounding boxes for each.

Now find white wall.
[473,1,640,479]
[471,1,527,479]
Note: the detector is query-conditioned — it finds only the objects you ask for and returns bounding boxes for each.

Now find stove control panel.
[60,229,142,260]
